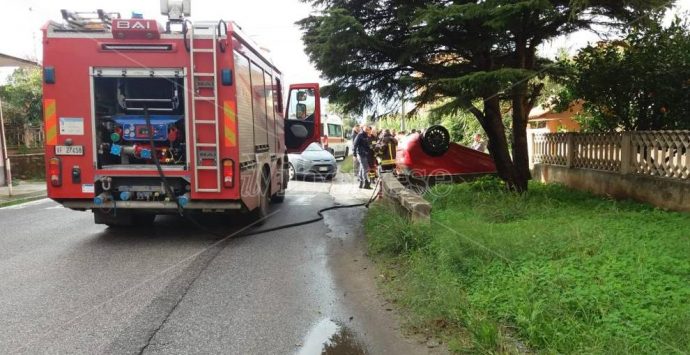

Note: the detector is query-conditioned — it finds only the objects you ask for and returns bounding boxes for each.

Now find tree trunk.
[511,85,532,192]
[507,38,534,193]
[477,97,525,192]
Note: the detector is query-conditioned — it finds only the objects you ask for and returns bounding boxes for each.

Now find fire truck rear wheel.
[252,169,271,224]
[272,168,288,203]
[272,189,286,203]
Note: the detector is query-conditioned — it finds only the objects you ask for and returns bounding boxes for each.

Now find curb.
[379,173,431,224]
[0,192,48,208]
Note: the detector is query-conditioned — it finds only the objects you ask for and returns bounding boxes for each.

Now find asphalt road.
[0,176,441,355]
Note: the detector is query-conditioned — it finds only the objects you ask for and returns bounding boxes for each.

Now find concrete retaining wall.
[533,164,690,212]
[380,173,431,223]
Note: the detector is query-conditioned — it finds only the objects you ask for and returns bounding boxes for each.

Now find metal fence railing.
[4,124,44,149]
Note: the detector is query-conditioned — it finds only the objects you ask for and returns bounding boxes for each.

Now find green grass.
[0,194,46,208]
[365,178,690,354]
[339,155,354,174]
[10,178,45,186]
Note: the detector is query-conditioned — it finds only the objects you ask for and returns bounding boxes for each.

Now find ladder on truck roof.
[190,21,222,193]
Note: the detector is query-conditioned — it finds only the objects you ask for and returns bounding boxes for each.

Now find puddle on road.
[297,318,368,355]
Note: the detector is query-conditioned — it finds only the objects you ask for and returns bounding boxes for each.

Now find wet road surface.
[0,176,443,354]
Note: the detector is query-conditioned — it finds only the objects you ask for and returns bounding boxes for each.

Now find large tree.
[298,0,672,191]
[557,19,690,132]
[0,67,42,126]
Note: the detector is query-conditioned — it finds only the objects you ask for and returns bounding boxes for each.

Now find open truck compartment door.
[284,83,321,153]
[93,68,188,170]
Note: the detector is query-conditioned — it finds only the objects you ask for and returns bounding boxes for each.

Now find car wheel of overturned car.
[420,125,451,157]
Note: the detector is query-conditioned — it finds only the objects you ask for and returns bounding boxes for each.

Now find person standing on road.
[353,126,373,189]
[351,124,361,183]
[351,124,361,142]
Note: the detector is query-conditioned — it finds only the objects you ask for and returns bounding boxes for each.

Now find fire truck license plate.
[55,145,84,155]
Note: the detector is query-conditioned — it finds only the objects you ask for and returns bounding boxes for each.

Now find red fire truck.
[42,3,321,226]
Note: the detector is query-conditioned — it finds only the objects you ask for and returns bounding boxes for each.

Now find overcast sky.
[1,0,689,85]
[0,0,322,85]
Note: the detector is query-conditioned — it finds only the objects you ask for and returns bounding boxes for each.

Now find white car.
[287,143,338,180]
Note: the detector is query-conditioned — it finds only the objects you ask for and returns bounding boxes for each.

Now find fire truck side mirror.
[296,104,307,119]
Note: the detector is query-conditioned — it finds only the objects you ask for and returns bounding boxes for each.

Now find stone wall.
[533,164,690,212]
[8,153,45,180]
[380,173,431,223]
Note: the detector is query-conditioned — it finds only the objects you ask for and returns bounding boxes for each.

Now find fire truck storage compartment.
[93,72,187,170]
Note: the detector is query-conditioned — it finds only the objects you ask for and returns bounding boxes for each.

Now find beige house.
[526,100,583,168]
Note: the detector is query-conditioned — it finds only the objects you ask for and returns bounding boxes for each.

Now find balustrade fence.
[533,131,690,181]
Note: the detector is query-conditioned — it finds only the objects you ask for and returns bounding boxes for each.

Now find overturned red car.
[394,125,496,183]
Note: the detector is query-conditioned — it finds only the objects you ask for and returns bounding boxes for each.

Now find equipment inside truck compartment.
[93,76,187,169]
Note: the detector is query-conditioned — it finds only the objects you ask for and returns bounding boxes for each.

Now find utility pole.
[0,96,12,196]
[400,90,406,132]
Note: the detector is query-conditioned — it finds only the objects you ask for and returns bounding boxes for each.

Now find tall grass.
[365,179,690,353]
[339,155,354,174]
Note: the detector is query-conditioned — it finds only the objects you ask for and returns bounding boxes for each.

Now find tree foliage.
[0,67,42,126]
[298,0,672,191]
[375,113,432,133]
[558,19,690,132]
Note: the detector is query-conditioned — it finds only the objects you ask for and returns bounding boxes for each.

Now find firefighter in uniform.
[375,129,397,173]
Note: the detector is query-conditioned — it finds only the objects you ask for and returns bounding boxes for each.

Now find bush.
[557,21,690,132]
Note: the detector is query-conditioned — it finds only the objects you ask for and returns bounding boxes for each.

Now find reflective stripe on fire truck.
[223,100,237,147]
[44,99,57,145]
